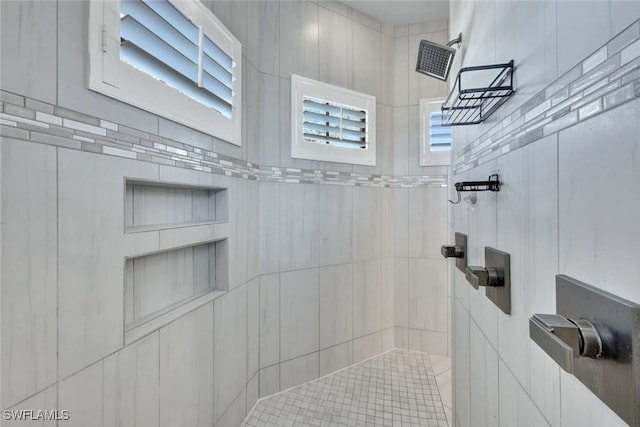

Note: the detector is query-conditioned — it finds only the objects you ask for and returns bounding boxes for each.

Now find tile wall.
[449,2,640,426]
[1,1,454,426]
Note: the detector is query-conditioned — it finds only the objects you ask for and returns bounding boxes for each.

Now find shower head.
[415,33,462,81]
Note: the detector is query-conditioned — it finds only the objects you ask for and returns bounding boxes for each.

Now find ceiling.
[339,1,450,26]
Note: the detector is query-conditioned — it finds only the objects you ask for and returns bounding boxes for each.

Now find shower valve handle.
[465,266,501,289]
[441,245,464,259]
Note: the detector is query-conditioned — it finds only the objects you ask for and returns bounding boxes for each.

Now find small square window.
[420,98,451,166]
[89,0,242,145]
[291,75,376,166]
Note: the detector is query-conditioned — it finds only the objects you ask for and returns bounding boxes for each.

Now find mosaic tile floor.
[243,349,449,427]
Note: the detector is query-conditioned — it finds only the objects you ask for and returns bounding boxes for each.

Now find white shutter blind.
[302,98,368,149]
[429,111,451,151]
[120,0,234,117]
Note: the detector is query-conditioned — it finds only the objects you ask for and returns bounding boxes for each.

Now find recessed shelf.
[124,179,227,233]
[124,239,228,343]
[442,60,515,126]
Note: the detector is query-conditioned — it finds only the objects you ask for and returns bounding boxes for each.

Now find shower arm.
[446,33,463,48]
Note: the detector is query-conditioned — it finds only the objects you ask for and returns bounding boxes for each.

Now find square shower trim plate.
[485,246,511,315]
[556,275,640,426]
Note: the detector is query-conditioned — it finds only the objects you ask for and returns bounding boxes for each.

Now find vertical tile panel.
[352,186,382,262]
[1,141,57,408]
[58,149,158,378]
[279,1,319,80]
[1,1,57,103]
[247,277,260,380]
[259,273,280,369]
[318,185,353,266]
[58,362,103,427]
[213,286,247,423]
[159,304,214,427]
[280,268,320,361]
[279,183,319,271]
[352,260,382,338]
[408,186,448,259]
[408,259,448,333]
[559,100,640,303]
[318,7,353,89]
[319,264,353,349]
[103,333,159,427]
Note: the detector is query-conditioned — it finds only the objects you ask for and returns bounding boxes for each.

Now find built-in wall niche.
[124,179,228,233]
[123,239,228,344]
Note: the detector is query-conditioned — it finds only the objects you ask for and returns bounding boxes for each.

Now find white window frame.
[88,0,242,146]
[291,75,376,166]
[420,98,451,166]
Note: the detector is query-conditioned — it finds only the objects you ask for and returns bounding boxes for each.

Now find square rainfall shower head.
[415,40,456,81]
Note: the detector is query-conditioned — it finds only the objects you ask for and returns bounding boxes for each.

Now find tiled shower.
[1,1,639,427]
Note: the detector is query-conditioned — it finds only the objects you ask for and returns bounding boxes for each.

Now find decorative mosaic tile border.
[0,91,446,188]
[454,19,640,175]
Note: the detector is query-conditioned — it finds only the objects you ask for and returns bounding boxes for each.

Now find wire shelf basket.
[442,60,515,126]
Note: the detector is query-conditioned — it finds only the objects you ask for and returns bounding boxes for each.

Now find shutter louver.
[120,0,234,118]
[430,111,451,151]
[302,98,368,149]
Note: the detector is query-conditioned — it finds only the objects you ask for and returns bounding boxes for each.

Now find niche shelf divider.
[442,60,515,125]
[123,179,229,344]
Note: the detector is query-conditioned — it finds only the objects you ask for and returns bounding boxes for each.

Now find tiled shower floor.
[243,349,452,427]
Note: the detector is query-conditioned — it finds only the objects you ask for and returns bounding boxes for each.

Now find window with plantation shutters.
[291,75,376,166]
[429,111,452,151]
[88,0,242,145]
[302,98,368,149]
[419,98,451,166]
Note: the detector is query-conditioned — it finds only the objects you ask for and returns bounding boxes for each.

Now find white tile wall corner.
[159,303,214,427]
[393,258,409,328]
[279,268,320,361]
[279,352,320,390]
[214,286,248,423]
[57,148,159,379]
[3,385,57,427]
[1,141,57,408]
[103,333,159,427]
[380,258,395,329]
[319,264,353,348]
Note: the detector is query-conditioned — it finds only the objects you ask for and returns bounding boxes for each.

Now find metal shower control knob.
[529,314,603,373]
[465,266,501,289]
[441,244,464,259]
